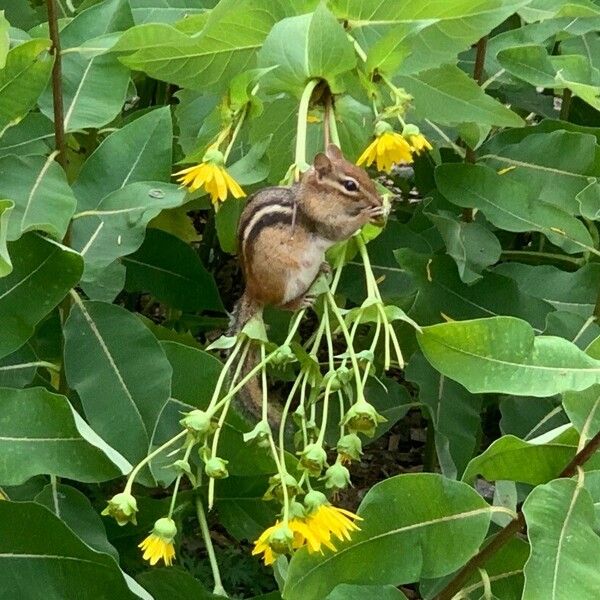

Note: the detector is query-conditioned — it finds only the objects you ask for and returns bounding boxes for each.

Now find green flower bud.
[153,516,177,541]
[374,120,394,137]
[402,123,420,137]
[205,456,229,479]
[271,345,296,366]
[102,491,138,526]
[303,490,329,513]
[336,433,363,462]
[243,420,272,447]
[263,473,301,502]
[180,409,215,438]
[323,462,351,491]
[202,147,224,165]
[268,524,294,554]
[342,400,386,438]
[298,443,328,476]
[288,500,306,520]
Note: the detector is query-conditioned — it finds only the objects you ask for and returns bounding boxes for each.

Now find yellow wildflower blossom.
[406,133,433,155]
[357,130,414,173]
[174,148,245,207]
[139,517,177,567]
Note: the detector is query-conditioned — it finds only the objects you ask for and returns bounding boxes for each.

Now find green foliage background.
[2,0,600,599]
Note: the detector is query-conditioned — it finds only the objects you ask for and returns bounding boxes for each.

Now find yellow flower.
[139,517,177,567]
[407,133,433,155]
[252,521,292,565]
[174,148,245,206]
[357,130,414,173]
[307,503,361,543]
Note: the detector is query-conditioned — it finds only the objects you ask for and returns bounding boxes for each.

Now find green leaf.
[522,478,600,599]
[406,353,482,479]
[0,154,76,242]
[426,210,501,284]
[73,107,173,212]
[0,11,10,69]
[395,65,523,128]
[63,299,172,466]
[436,163,596,255]
[326,585,407,600]
[462,433,576,486]
[80,260,127,302]
[332,0,530,75]
[124,228,222,311]
[257,3,355,96]
[0,112,54,158]
[0,198,12,276]
[479,130,600,214]
[34,483,118,559]
[70,181,187,280]
[0,342,38,388]
[39,36,131,132]
[136,568,219,600]
[0,38,52,132]
[493,263,600,318]
[129,0,216,25]
[0,501,139,599]
[0,387,130,485]
[117,0,314,91]
[285,474,492,599]
[395,251,552,331]
[418,316,600,397]
[0,234,83,360]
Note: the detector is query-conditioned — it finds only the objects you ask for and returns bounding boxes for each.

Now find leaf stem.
[295,79,319,174]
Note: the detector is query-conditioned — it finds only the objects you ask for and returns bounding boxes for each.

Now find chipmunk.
[229,144,384,422]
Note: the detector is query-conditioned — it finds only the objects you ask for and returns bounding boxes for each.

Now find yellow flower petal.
[138,533,176,567]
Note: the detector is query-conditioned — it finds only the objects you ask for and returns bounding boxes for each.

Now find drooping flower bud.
[303,489,329,514]
[298,443,328,476]
[268,524,294,554]
[205,456,229,479]
[342,400,386,438]
[263,473,302,502]
[180,409,215,438]
[101,491,138,526]
[336,433,363,463]
[323,462,351,491]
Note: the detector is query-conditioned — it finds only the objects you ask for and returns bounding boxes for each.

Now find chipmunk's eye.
[343,179,358,192]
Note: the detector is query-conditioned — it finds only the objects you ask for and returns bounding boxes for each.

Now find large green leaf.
[0,38,52,132]
[136,568,218,600]
[479,130,600,214]
[0,234,82,360]
[426,209,501,284]
[70,181,187,279]
[0,342,38,388]
[0,501,139,599]
[493,263,600,318]
[395,251,553,330]
[257,3,355,96]
[436,163,596,255]
[129,0,217,25]
[123,228,222,312]
[418,316,600,396]
[396,65,523,129]
[0,387,130,485]
[331,0,529,75]
[327,585,407,600]
[522,478,600,599]
[406,353,482,478]
[0,112,54,158]
[34,483,118,559]
[462,433,576,486]
[284,473,492,600]
[0,154,76,242]
[63,299,172,466]
[117,0,315,91]
[73,107,173,211]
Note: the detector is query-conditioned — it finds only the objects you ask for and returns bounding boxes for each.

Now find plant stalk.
[435,428,600,600]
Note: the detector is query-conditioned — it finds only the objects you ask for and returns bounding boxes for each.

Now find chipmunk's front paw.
[365,205,386,226]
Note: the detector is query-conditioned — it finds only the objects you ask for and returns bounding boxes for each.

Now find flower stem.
[295,79,320,174]
[206,336,246,413]
[124,430,188,494]
[195,495,228,597]
[223,105,247,162]
[168,441,194,518]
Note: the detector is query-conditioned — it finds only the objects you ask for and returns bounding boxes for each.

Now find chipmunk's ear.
[313,152,331,178]
[325,144,343,160]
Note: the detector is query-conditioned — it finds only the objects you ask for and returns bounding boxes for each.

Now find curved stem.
[206,336,246,412]
[223,105,247,163]
[295,79,319,174]
[195,495,228,597]
[278,374,304,466]
[168,441,194,518]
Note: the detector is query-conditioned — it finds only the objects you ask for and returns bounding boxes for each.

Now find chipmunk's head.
[303,144,382,211]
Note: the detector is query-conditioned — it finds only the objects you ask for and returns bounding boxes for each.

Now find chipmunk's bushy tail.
[228,293,282,427]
